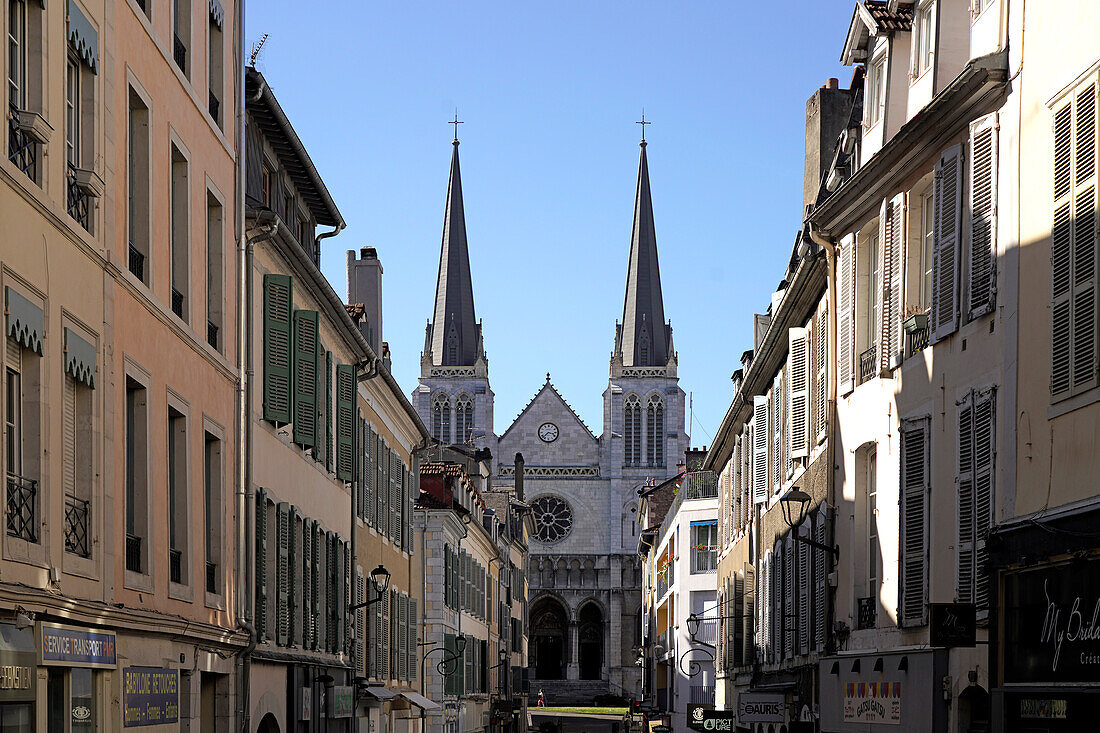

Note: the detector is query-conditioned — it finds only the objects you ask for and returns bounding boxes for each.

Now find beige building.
[2,0,243,729]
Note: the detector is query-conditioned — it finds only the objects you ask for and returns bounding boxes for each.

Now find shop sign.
[122,667,179,727]
[300,688,311,721]
[737,693,784,723]
[0,624,35,703]
[686,705,734,731]
[329,686,354,719]
[842,681,901,725]
[1019,698,1068,720]
[1003,559,1100,683]
[929,603,976,647]
[39,623,116,668]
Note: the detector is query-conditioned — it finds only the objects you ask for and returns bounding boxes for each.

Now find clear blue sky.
[245,1,852,447]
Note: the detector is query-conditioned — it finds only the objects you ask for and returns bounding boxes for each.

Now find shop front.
[817,649,947,732]
[0,624,36,729]
[39,622,118,731]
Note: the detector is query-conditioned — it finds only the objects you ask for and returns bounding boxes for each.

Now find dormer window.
[867,53,886,127]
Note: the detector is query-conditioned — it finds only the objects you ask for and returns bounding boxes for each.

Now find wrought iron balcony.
[908,323,930,354]
[690,684,715,705]
[693,618,717,646]
[207,320,219,350]
[171,288,185,318]
[691,547,717,574]
[128,243,145,281]
[169,548,183,584]
[8,102,38,182]
[5,473,37,542]
[681,470,718,500]
[66,164,91,231]
[208,92,220,124]
[859,345,877,384]
[857,596,876,630]
[173,35,187,75]
[64,494,90,557]
[125,533,142,573]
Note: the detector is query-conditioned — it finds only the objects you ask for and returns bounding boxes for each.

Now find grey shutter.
[398,594,408,681]
[752,396,768,503]
[882,194,905,369]
[814,508,828,652]
[302,521,312,648]
[788,327,809,459]
[932,145,964,342]
[356,571,365,675]
[312,524,323,650]
[742,564,754,664]
[254,488,268,643]
[366,424,375,526]
[968,114,998,319]
[1051,101,1074,397]
[956,392,975,604]
[336,365,356,481]
[262,274,292,423]
[325,350,333,471]
[973,388,995,614]
[380,443,389,537]
[409,597,418,682]
[798,523,810,655]
[276,502,290,646]
[771,378,782,491]
[444,544,452,609]
[784,534,794,659]
[291,310,319,447]
[815,299,828,443]
[373,593,382,678]
[376,435,385,528]
[900,418,930,626]
[289,507,299,646]
[838,234,855,393]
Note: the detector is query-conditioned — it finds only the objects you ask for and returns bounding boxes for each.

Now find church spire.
[428,136,481,367]
[618,137,670,367]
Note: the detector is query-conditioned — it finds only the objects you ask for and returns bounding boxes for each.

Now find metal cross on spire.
[636,110,651,142]
[450,110,463,143]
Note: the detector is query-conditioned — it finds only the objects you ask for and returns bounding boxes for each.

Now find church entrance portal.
[532,600,567,680]
[578,603,603,680]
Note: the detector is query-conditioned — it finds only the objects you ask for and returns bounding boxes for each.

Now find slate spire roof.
[617,140,671,367]
[428,139,482,366]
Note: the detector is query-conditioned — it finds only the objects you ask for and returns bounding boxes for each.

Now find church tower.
[413,137,495,446]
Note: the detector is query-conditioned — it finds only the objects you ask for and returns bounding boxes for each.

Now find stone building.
[413,133,688,705]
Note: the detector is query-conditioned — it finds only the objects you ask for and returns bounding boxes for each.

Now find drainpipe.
[808,222,838,655]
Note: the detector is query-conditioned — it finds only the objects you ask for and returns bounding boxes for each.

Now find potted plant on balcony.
[902,306,929,334]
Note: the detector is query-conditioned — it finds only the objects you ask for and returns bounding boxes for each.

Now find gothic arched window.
[624,394,641,466]
[647,394,665,467]
[432,394,451,443]
[455,394,473,444]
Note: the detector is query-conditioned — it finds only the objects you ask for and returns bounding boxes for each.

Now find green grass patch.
[537,707,629,716]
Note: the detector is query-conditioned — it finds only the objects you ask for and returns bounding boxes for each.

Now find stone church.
[413,133,688,703]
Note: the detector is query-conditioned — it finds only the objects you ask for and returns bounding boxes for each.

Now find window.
[6,330,41,545]
[291,310,319,448]
[968,114,998,319]
[128,88,151,283]
[432,394,450,443]
[206,193,223,350]
[65,57,80,168]
[646,394,664,466]
[204,431,222,594]
[8,0,26,112]
[170,144,190,321]
[900,418,929,627]
[932,144,964,342]
[168,406,188,585]
[1051,79,1097,400]
[455,394,473,444]
[62,370,93,558]
[624,394,641,466]
[172,0,190,76]
[921,191,935,309]
[690,521,717,574]
[125,377,149,573]
[866,449,879,597]
[912,1,934,78]
[261,166,271,206]
[47,667,96,733]
[867,233,881,351]
[207,4,223,126]
[867,54,886,127]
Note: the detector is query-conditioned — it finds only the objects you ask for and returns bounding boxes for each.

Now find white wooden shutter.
[409,597,418,682]
[798,523,810,655]
[773,543,783,662]
[838,234,855,393]
[788,327,809,459]
[973,387,996,614]
[743,563,755,665]
[771,378,782,492]
[956,392,975,604]
[933,144,964,342]
[398,593,408,681]
[814,507,828,652]
[815,299,828,443]
[969,113,999,319]
[752,397,769,503]
[884,194,905,369]
[1051,80,1098,399]
[899,417,930,627]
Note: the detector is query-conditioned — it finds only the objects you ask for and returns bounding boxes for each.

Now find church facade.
[414,135,687,704]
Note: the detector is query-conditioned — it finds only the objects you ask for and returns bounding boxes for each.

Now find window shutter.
[932,145,964,342]
[379,443,388,537]
[366,424,375,526]
[63,375,76,494]
[771,547,781,663]
[881,194,905,369]
[312,524,322,650]
[262,274,293,423]
[398,593,408,681]
[838,233,855,394]
[373,593,383,678]
[254,488,268,643]
[969,114,999,319]
[788,327,809,459]
[291,310,319,447]
[356,571,365,675]
[899,418,930,627]
[814,507,828,651]
[375,434,384,528]
[798,523,810,655]
[325,351,334,471]
[336,365,356,481]
[752,397,768,503]
[409,597,418,682]
[973,388,995,614]
[276,502,290,646]
[743,564,754,664]
[382,589,392,679]
[289,508,299,646]
[815,299,828,443]
[956,392,975,604]
[302,521,312,648]
[784,535,794,659]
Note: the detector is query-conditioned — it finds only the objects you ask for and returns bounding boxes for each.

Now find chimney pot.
[363,246,378,260]
[826,77,839,89]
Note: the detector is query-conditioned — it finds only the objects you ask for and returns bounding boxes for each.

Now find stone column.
[608,588,621,685]
[567,620,580,680]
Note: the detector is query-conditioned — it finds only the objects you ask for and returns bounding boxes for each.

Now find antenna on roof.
[249,34,269,66]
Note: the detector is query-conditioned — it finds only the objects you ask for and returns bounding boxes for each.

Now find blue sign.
[39,624,116,668]
[123,668,179,727]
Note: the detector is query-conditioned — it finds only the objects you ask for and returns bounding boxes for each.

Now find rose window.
[531,495,573,543]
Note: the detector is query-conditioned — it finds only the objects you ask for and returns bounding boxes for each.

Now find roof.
[345,303,365,320]
[499,375,596,441]
[866,1,913,32]
[245,67,343,228]
[842,2,913,64]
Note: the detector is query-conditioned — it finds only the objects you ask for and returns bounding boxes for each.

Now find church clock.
[538,422,559,442]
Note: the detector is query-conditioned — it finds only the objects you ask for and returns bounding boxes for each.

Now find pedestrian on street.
[538,689,546,707]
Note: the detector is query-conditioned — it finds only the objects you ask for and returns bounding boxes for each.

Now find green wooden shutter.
[336,365,356,481]
[398,593,407,680]
[262,275,292,423]
[409,597,418,682]
[289,507,299,646]
[311,523,322,650]
[254,488,268,643]
[356,571,365,675]
[302,521,312,648]
[292,310,319,447]
[276,502,290,646]
[325,350,334,471]
[380,441,389,536]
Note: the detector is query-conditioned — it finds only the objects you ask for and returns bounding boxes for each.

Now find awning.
[398,692,440,710]
[362,687,396,701]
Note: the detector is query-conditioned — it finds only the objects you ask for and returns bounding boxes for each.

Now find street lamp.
[686,613,701,640]
[348,564,391,612]
[780,487,839,561]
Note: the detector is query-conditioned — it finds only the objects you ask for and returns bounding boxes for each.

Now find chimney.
[804,78,852,212]
[347,247,383,356]
[514,452,525,501]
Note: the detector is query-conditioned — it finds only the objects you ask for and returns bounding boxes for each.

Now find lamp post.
[348,564,391,612]
[779,487,839,560]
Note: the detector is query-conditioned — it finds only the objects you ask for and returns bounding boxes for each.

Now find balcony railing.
[691,547,717,574]
[693,618,717,646]
[681,471,718,500]
[857,596,876,630]
[206,561,217,594]
[128,243,145,281]
[66,164,91,231]
[207,320,219,350]
[8,102,37,181]
[859,346,877,384]
[6,473,37,542]
[125,533,143,573]
[173,35,187,74]
[169,548,183,584]
[171,288,185,318]
[64,495,90,557]
[208,92,220,124]
[690,685,715,705]
[908,324,930,354]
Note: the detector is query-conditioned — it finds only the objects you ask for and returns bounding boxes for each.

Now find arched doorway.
[256,713,280,733]
[958,684,991,733]
[531,598,567,680]
[578,603,603,680]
